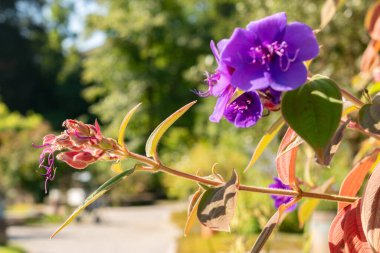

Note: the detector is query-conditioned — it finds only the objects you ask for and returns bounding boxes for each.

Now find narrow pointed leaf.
[145,101,196,158]
[361,160,380,251]
[281,75,343,162]
[250,198,299,253]
[197,170,239,232]
[118,103,142,147]
[339,151,380,211]
[244,117,285,172]
[51,167,135,238]
[184,188,204,237]
[276,127,301,186]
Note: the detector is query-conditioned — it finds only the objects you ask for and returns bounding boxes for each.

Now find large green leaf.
[281,75,343,161]
[51,167,135,238]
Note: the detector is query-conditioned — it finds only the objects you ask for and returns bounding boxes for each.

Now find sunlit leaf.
[276,127,301,186]
[244,116,285,172]
[184,188,204,237]
[197,170,239,232]
[339,151,380,211]
[51,167,135,238]
[250,198,299,253]
[361,160,380,251]
[320,0,345,29]
[145,101,196,158]
[281,75,343,162]
[342,200,372,252]
[118,103,142,147]
[329,199,371,252]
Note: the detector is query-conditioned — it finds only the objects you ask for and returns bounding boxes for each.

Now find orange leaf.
[365,1,380,40]
[338,151,380,211]
[276,127,302,186]
[361,161,380,252]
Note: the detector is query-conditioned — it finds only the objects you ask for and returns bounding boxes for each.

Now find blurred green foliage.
[0,0,375,225]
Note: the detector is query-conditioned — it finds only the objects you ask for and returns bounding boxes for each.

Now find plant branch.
[128,151,357,204]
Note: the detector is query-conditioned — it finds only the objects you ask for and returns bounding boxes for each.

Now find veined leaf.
[361,160,380,251]
[339,151,380,211]
[145,101,196,158]
[250,198,299,253]
[51,167,135,238]
[184,188,204,237]
[281,75,343,162]
[329,199,371,253]
[197,170,239,232]
[118,103,142,147]
[276,127,301,186]
[342,199,372,253]
[244,117,285,172]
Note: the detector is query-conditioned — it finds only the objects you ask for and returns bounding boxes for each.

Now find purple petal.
[224,91,263,128]
[230,64,270,91]
[247,12,287,43]
[283,22,319,61]
[217,39,229,52]
[220,28,253,68]
[209,85,235,122]
[210,40,220,63]
[270,60,308,91]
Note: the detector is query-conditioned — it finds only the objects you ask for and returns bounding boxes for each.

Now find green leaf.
[281,75,343,161]
[118,103,142,147]
[51,167,135,238]
[359,96,380,135]
[145,101,196,158]
[197,170,239,232]
[244,116,285,172]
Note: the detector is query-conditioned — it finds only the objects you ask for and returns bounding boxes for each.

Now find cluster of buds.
[33,120,125,193]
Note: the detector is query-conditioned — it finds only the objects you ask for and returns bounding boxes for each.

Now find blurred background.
[0,0,374,252]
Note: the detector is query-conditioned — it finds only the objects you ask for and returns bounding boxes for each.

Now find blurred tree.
[0,0,89,129]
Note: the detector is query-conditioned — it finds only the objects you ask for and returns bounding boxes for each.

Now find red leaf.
[343,200,372,253]
[329,200,372,253]
[329,204,349,252]
[276,127,302,186]
[338,151,380,211]
[361,162,380,252]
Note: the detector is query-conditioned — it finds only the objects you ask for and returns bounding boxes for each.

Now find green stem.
[128,152,357,203]
[340,87,365,107]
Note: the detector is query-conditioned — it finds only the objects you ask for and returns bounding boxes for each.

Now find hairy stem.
[128,152,357,203]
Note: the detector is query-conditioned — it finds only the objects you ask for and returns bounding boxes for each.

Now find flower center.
[249,41,299,71]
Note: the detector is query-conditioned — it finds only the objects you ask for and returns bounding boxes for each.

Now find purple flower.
[224,91,263,128]
[221,12,319,92]
[259,87,282,111]
[269,177,297,212]
[195,40,237,123]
